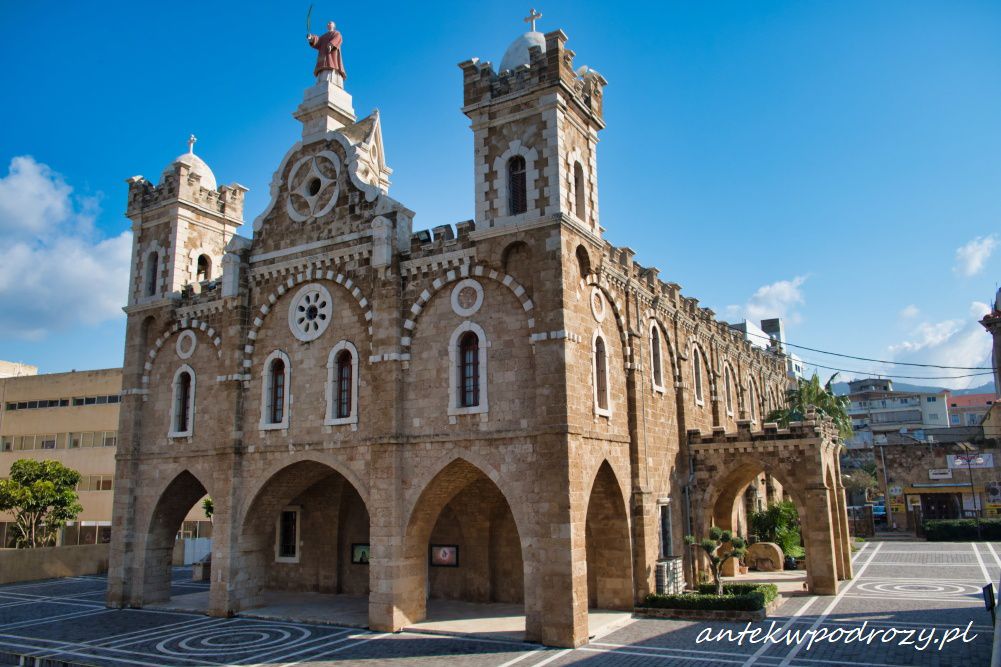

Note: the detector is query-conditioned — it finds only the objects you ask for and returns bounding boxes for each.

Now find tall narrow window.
[507,155,527,215]
[724,366,734,415]
[336,350,352,419]
[693,350,704,404]
[651,325,663,389]
[196,254,211,282]
[145,252,159,297]
[276,508,300,562]
[176,371,191,432]
[595,336,608,411]
[573,161,586,218]
[659,504,674,559]
[459,332,480,407]
[748,383,757,420]
[269,358,285,424]
[169,365,195,437]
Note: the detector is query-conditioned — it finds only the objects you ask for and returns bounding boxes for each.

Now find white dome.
[499,31,546,72]
[165,151,217,191]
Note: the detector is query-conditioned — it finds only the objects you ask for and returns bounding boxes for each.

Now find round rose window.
[288,283,333,342]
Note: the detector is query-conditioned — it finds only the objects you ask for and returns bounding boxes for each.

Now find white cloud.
[887,301,993,390]
[0,156,130,340]
[899,305,920,319]
[954,235,997,277]
[725,276,808,324]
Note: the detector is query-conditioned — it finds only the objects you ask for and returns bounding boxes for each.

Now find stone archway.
[688,416,851,594]
[401,458,527,630]
[141,470,210,605]
[232,460,370,621]
[585,461,633,610]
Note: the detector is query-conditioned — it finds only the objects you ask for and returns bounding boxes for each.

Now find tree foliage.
[0,459,83,548]
[766,372,853,440]
[749,500,803,558]
[843,469,878,499]
[685,526,746,596]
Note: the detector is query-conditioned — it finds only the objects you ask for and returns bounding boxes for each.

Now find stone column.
[833,456,853,579]
[367,442,413,633]
[828,485,846,580]
[804,484,840,595]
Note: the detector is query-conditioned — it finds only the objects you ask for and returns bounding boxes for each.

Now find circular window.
[176,330,197,359]
[288,283,333,342]
[590,287,606,322]
[450,279,484,317]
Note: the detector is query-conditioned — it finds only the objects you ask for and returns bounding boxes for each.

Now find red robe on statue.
[308,30,346,79]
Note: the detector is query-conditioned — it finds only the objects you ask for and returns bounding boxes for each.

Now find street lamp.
[955,442,983,539]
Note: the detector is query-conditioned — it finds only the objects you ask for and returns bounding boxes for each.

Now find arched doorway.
[402,458,527,636]
[705,461,839,591]
[142,470,212,607]
[585,461,633,610]
[234,460,370,624]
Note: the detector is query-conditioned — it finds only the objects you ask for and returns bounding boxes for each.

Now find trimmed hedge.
[924,518,1001,541]
[643,583,779,612]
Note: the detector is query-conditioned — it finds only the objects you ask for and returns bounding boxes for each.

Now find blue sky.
[0,1,999,389]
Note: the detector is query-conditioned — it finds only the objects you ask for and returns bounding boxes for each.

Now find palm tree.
[766,372,853,440]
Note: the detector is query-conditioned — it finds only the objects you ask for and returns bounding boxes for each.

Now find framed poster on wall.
[351,543,370,564]
[429,544,459,567]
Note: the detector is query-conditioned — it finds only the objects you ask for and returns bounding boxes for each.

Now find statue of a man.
[307,21,346,84]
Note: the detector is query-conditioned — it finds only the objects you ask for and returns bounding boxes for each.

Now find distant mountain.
[831,379,995,396]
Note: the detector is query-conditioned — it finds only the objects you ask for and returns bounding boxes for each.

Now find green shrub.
[643,584,778,612]
[924,518,1001,541]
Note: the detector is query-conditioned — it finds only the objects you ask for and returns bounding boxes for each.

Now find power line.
[730,325,996,371]
[794,357,994,382]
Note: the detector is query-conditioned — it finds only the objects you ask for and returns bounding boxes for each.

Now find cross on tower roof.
[524,8,542,32]
[188,134,197,155]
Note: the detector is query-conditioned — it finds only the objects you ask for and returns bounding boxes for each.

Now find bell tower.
[124,136,246,306]
[982,288,1001,398]
[459,12,607,237]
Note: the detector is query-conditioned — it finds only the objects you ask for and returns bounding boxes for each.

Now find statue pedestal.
[294,80,356,143]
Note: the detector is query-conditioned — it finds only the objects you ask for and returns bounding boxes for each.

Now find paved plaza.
[0,540,996,666]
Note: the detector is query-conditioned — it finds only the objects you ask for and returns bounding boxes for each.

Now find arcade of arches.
[688,416,852,594]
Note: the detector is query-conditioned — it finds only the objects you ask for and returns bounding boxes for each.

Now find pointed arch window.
[573,161,586,219]
[260,350,291,430]
[748,381,758,421]
[169,365,195,438]
[507,155,527,215]
[145,252,159,297]
[693,347,705,405]
[196,254,211,282]
[448,322,489,416]
[325,341,359,426]
[651,324,664,392]
[593,332,611,416]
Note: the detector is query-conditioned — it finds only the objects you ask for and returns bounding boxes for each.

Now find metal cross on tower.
[188,134,197,154]
[524,8,542,32]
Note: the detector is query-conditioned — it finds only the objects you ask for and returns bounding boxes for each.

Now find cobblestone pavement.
[0,540,995,666]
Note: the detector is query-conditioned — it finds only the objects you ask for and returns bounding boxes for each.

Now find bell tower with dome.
[123,136,247,306]
[459,10,607,237]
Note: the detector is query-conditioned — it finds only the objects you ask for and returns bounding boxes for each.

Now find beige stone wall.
[0,543,109,585]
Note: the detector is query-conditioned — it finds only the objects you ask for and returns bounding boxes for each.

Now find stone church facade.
[107,24,850,648]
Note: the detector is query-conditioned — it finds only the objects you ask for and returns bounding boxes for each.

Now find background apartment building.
[0,363,209,547]
[845,378,950,449]
[948,393,996,426]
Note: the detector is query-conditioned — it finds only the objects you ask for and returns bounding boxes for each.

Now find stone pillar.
[804,485,840,595]
[833,457,853,579]
[367,442,413,633]
[828,485,846,581]
[631,490,657,600]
